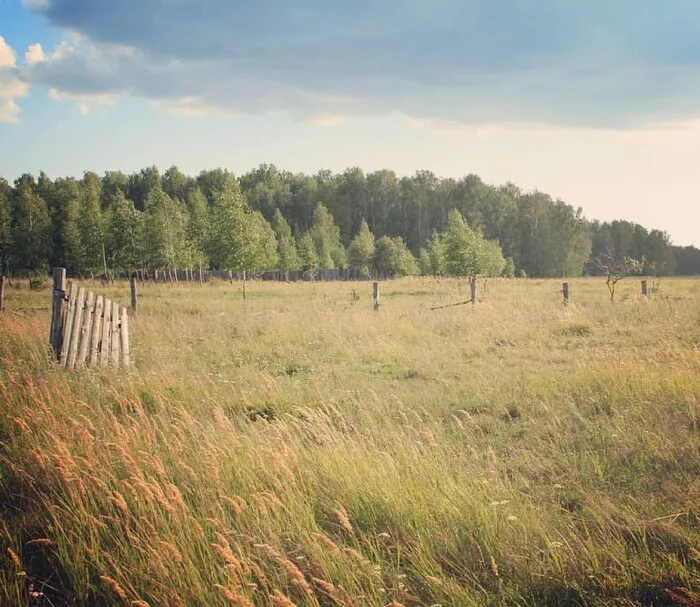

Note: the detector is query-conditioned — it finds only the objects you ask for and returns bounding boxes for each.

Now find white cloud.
[149,97,236,117]
[47,86,116,114]
[0,38,29,123]
[0,37,17,68]
[25,43,47,65]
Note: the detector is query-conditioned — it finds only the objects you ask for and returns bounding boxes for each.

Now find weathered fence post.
[110,302,120,364]
[0,275,5,313]
[120,306,130,367]
[130,273,138,315]
[76,291,94,367]
[65,286,86,369]
[470,278,478,305]
[242,270,247,302]
[101,299,112,367]
[562,282,570,304]
[50,268,67,357]
[641,279,648,297]
[88,296,103,366]
[59,282,78,366]
[373,281,380,311]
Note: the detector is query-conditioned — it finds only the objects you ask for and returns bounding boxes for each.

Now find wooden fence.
[50,268,130,369]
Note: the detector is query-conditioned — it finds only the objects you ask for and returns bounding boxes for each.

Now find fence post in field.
[563,282,570,304]
[76,290,94,367]
[130,273,138,315]
[0,275,5,313]
[120,306,130,367]
[100,298,112,367]
[60,282,78,366]
[110,302,120,364]
[50,268,67,357]
[65,286,86,369]
[470,278,478,305]
[88,296,103,366]
[641,279,648,297]
[373,281,380,311]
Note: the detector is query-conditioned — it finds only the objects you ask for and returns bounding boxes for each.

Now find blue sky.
[1,0,699,245]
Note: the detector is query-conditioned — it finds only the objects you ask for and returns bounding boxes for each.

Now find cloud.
[0,36,17,68]
[21,0,51,7]
[25,43,47,64]
[16,1,700,127]
[0,37,29,123]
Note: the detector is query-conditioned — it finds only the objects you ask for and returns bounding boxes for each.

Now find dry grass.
[0,276,699,606]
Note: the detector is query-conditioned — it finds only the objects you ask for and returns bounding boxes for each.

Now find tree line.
[1,164,698,279]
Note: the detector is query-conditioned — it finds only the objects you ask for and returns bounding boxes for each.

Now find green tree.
[374,236,417,276]
[311,203,344,269]
[207,177,276,273]
[101,171,128,209]
[77,172,106,274]
[127,166,161,211]
[244,211,279,272]
[143,188,188,270]
[185,187,211,269]
[106,192,144,271]
[424,231,446,276]
[48,178,82,274]
[162,165,193,202]
[0,178,12,274]
[479,239,507,277]
[297,232,319,272]
[271,209,299,272]
[12,174,52,272]
[348,218,375,270]
[442,209,480,278]
[418,248,432,276]
[503,256,516,278]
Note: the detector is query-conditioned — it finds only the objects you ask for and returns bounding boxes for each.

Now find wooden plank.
[120,306,130,368]
[100,298,111,367]
[88,296,103,366]
[76,290,94,367]
[373,281,380,311]
[111,302,120,365]
[60,282,78,366]
[66,287,86,369]
[130,275,138,315]
[0,275,5,313]
[50,268,67,357]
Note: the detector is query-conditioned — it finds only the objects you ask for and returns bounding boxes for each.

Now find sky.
[0,1,699,246]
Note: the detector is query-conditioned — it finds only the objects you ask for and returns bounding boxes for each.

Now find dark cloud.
[19,0,700,126]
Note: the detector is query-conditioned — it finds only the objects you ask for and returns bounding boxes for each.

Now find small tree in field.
[348,219,375,271]
[594,251,643,302]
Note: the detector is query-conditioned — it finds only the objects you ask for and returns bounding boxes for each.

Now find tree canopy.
[0,165,696,277]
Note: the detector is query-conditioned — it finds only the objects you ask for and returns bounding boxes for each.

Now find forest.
[1,164,698,278]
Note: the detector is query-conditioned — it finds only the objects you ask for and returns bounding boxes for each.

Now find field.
[1,276,699,606]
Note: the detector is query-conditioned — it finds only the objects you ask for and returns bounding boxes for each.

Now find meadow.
[0,276,698,606]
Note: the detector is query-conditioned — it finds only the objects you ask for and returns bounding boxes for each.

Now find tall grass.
[1,277,698,606]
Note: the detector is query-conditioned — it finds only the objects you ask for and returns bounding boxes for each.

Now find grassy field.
[1,276,699,606]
